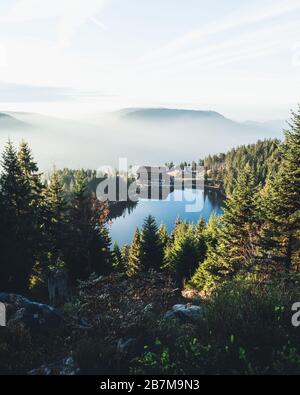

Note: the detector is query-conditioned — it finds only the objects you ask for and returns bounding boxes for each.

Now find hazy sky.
[0,0,299,120]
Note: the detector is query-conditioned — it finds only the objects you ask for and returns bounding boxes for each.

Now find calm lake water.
[109,188,224,246]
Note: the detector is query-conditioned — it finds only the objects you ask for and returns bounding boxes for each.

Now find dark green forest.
[0,107,299,375]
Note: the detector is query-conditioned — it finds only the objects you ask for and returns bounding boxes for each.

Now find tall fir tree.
[203,214,221,254]
[158,224,169,250]
[18,141,44,252]
[140,215,164,272]
[112,242,125,272]
[90,226,112,276]
[67,170,111,281]
[121,245,130,269]
[43,170,69,269]
[164,221,206,287]
[191,165,259,291]
[217,164,259,275]
[127,228,142,277]
[196,217,206,235]
[18,141,43,193]
[0,141,41,292]
[191,214,221,292]
[260,108,300,270]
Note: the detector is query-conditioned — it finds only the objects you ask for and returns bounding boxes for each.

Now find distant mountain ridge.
[0,112,29,129]
[244,119,288,133]
[116,108,286,133]
[118,108,226,121]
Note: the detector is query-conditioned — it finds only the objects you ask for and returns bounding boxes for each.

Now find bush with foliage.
[133,277,300,375]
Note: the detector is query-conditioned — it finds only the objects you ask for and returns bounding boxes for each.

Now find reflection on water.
[109,188,224,246]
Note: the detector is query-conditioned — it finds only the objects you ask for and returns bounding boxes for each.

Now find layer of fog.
[0,111,285,172]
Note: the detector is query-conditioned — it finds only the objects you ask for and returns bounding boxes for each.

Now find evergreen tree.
[217,164,259,275]
[17,142,45,291]
[112,242,124,272]
[121,245,130,270]
[165,221,206,287]
[0,141,41,293]
[140,215,164,272]
[67,170,90,280]
[192,165,259,291]
[158,224,169,250]
[18,141,43,192]
[260,108,300,270]
[43,171,69,268]
[191,215,221,292]
[127,228,142,277]
[18,142,44,230]
[67,170,111,281]
[203,214,221,254]
[90,226,112,276]
[197,217,207,259]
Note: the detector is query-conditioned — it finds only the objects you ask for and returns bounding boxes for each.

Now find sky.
[0,0,299,121]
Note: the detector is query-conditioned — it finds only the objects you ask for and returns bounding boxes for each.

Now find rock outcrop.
[165,304,202,321]
[0,293,63,331]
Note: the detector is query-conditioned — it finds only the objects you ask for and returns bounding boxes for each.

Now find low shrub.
[0,321,35,375]
[73,335,115,375]
[132,277,300,375]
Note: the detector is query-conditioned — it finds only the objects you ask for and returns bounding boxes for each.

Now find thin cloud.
[0,82,110,103]
[1,0,111,47]
[139,0,300,65]
[139,18,300,73]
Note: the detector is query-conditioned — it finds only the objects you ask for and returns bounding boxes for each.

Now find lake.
[108,188,224,246]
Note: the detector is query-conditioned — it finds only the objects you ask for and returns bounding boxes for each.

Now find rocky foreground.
[0,271,202,375]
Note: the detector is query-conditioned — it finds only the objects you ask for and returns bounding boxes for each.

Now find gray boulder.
[165,304,202,321]
[0,293,63,330]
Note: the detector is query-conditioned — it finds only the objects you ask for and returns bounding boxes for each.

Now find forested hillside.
[203,139,281,195]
